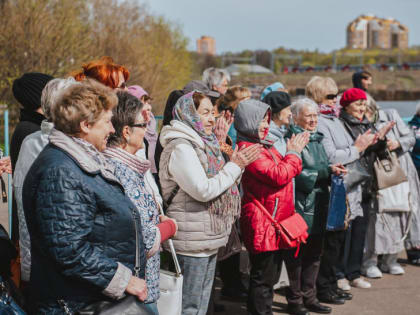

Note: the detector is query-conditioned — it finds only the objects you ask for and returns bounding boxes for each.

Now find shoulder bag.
[342,159,370,191]
[374,149,407,190]
[250,193,308,257]
[71,209,153,315]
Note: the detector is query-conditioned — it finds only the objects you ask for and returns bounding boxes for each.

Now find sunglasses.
[326,94,338,100]
[130,123,148,128]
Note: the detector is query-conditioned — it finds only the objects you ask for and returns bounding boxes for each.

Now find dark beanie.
[12,72,54,111]
[262,91,291,114]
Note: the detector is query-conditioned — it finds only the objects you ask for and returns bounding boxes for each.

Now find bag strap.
[151,192,182,277]
[248,193,281,230]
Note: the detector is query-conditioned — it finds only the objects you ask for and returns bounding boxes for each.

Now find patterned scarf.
[103,147,151,175]
[319,103,340,118]
[70,136,117,181]
[173,92,241,233]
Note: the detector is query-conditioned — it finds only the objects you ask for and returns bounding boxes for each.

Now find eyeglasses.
[326,94,338,100]
[130,123,148,128]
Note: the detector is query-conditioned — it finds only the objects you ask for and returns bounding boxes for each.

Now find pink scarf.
[319,103,341,118]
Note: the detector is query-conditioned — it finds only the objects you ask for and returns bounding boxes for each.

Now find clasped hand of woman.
[377,121,396,140]
[126,276,148,301]
[354,129,377,152]
[231,143,262,169]
[286,132,310,154]
[330,163,347,175]
[214,110,234,143]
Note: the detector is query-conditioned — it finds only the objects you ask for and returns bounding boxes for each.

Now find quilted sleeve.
[34,167,131,299]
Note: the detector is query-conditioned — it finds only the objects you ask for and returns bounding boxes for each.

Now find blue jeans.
[177,254,217,315]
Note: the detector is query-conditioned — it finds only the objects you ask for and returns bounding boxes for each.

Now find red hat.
[340,88,367,107]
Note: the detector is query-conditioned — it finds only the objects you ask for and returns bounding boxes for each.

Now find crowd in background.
[1,57,420,315]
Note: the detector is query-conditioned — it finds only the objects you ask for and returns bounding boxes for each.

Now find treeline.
[0,0,192,125]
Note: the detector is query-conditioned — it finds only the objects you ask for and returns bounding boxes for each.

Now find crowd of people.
[1,57,420,315]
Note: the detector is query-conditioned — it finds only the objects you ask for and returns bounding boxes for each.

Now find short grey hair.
[41,77,80,120]
[202,67,231,89]
[365,94,379,114]
[291,97,319,118]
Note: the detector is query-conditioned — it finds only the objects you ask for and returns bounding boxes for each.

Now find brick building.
[196,36,216,55]
[347,15,408,49]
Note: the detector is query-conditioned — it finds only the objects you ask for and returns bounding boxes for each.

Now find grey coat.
[318,114,363,220]
[364,109,417,254]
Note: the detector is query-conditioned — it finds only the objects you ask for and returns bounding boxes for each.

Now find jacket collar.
[339,110,370,126]
[49,128,118,183]
[19,109,46,126]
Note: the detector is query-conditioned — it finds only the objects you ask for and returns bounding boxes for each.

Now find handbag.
[73,210,153,315]
[251,194,308,257]
[0,276,26,315]
[374,150,408,190]
[326,175,350,231]
[343,159,370,191]
[377,181,411,213]
[153,192,183,315]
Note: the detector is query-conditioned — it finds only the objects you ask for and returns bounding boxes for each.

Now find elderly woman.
[14,77,80,282]
[103,91,177,314]
[364,99,420,274]
[22,81,148,313]
[306,77,373,303]
[283,98,346,315]
[338,88,394,289]
[234,99,307,315]
[263,91,293,155]
[159,91,260,315]
[202,67,231,104]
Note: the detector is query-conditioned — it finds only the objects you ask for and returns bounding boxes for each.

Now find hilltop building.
[347,15,408,49]
[196,36,216,55]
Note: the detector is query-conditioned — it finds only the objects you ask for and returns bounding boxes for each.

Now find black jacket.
[339,111,387,196]
[10,109,45,172]
[22,131,146,313]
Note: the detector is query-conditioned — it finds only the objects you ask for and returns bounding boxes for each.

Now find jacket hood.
[268,120,287,140]
[234,99,271,144]
[352,72,366,91]
[287,124,324,142]
[159,120,204,149]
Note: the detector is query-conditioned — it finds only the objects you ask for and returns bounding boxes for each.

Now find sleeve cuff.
[285,150,301,159]
[224,161,242,179]
[148,227,162,258]
[350,146,360,159]
[102,262,132,300]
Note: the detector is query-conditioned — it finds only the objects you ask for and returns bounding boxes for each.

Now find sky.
[145,0,419,53]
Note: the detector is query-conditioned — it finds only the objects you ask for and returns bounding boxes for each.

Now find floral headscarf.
[172,92,240,233]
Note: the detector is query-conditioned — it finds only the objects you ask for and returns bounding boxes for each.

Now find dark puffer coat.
[22,129,146,313]
[286,125,330,234]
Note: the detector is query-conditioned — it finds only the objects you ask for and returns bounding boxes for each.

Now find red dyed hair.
[71,56,129,89]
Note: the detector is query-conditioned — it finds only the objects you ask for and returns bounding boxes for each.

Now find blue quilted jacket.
[22,129,146,313]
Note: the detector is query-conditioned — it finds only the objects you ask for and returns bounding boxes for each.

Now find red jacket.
[238,141,302,254]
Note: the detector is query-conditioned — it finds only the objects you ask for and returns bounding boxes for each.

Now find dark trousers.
[338,201,370,280]
[316,230,346,296]
[219,252,242,290]
[284,234,323,306]
[248,251,283,315]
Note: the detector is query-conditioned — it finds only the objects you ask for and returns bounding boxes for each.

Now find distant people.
[262,91,292,155]
[104,91,177,314]
[202,67,230,103]
[215,85,252,148]
[234,99,307,315]
[352,71,372,92]
[22,80,148,313]
[306,77,369,303]
[338,88,394,289]
[363,97,418,276]
[260,82,288,100]
[284,97,347,315]
[159,92,260,315]
[14,78,80,283]
[72,56,129,90]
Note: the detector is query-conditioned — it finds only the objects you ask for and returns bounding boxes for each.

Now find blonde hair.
[305,76,338,104]
[216,85,251,112]
[52,79,118,135]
